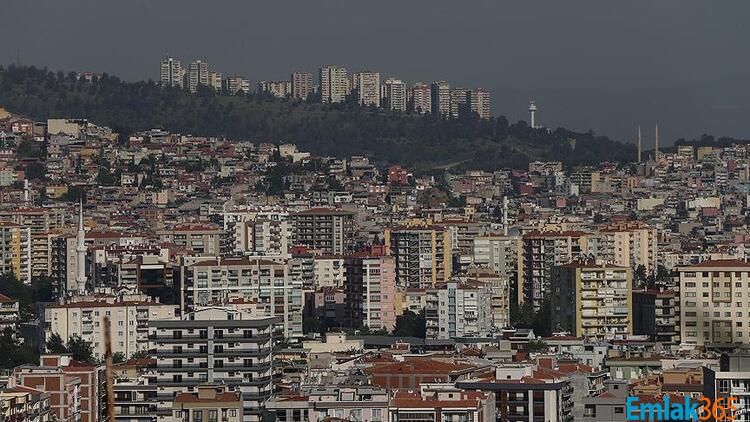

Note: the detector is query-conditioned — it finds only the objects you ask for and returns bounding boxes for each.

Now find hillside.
[0,65,636,171]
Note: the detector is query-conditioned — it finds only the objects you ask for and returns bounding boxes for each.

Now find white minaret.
[654,123,660,160]
[75,198,87,295]
[637,126,642,163]
[529,100,538,129]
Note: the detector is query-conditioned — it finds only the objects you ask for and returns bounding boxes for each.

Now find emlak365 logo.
[626,396,738,420]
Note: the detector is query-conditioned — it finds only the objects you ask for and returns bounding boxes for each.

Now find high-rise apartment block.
[469,88,491,119]
[160,56,184,88]
[147,308,279,422]
[0,221,32,284]
[290,208,355,255]
[426,280,493,339]
[384,225,453,289]
[450,88,469,118]
[319,65,349,104]
[344,253,397,332]
[225,75,250,94]
[383,78,407,111]
[257,80,291,98]
[355,71,381,107]
[551,261,633,341]
[431,81,451,117]
[678,260,750,347]
[410,82,432,114]
[291,71,313,100]
[188,60,210,93]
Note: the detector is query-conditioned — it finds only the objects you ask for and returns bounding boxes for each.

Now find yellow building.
[551,261,633,341]
[0,221,32,284]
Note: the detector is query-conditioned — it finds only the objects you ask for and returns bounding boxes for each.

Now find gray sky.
[2,0,749,145]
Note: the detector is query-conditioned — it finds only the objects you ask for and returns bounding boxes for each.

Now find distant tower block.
[637,126,642,163]
[529,100,538,129]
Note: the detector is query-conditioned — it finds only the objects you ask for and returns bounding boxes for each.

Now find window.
[194,410,202,422]
[615,407,625,414]
[208,410,218,422]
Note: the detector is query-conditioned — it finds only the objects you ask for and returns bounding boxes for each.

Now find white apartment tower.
[319,65,349,104]
[75,199,87,295]
[188,60,210,93]
[383,78,407,111]
[356,71,381,107]
[160,56,184,88]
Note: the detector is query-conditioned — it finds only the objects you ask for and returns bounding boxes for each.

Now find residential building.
[313,255,345,288]
[266,386,389,422]
[157,223,223,256]
[469,88,491,119]
[0,386,53,422]
[290,208,355,255]
[257,80,291,98]
[450,88,469,118]
[0,293,19,332]
[188,60,210,93]
[225,75,251,95]
[14,354,103,422]
[426,280,493,339]
[208,71,222,91]
[146,308,279,422]
[384,224,453,289]
[633,289,680,345]
[521,230,589,309]
[431,80,451,117]
[382,78,407,111]
[319,66,348,104]
[0,221,32,284]
[473,234,522,301]
[160,56,184,88]
[551,261,633,341]
[173,385,243,422]
[389,388,495,422]
[410,82,432,114]
[678,259,750,347]
[45,294,176,361]
[179,257,303,339]
[598,222,658,275]
[291,71,313,100]
[344,253,397,332]
[355,71,381,107]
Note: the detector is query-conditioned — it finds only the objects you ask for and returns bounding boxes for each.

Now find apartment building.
[157,223,222,256]
[384,225,453,289]
[0,207,65,277]
[160,56,184,88]
[14,354,103,422]
[473,234,522,288]
[319,65,348,104]
[291,71,313,100]
[468,88,491,119]
[146,308,279,422]
[173,385,243,422]
[0,386,53,422]
[450,88,469,119]
[426,280,493,339]
[188,60,210,93]
[225,75,250,95]
[355,71,381,107]
[222,210,291,257]
[0,293,19,333]
[389,388,495,422]
[0,221,32,284]
[382,78,407,111]
[597,221,658,274]
[344,253,397,332]
[431,80,451,117]
[521,230,589,309]
[313,255,345,288]
[290,208,355,255]
[266,386,389,422]
[45,294,176,360]
[257,80,291,98]
[678,259,750,347]
[551,261,633,341]
[179,257,303,339]
[410,82,432,114]
[456,366,574,422]
[633,289,680,345]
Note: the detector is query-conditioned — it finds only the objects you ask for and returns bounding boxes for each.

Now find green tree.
[67,335,95,363]
[112,352,126,364]
[46,332,67,353]
[0,327,39,369]
[393,310,426,338]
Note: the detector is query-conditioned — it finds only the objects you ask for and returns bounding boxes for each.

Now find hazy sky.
[2,0,749,145]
